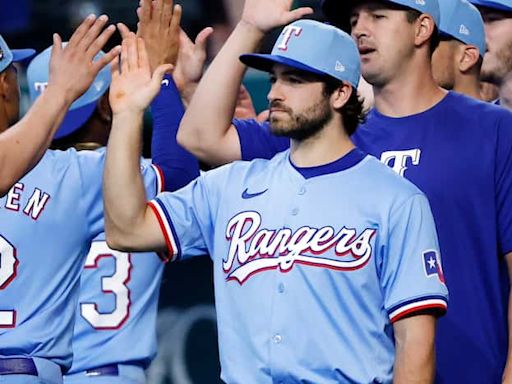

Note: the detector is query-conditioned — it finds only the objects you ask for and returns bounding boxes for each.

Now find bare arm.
[176,0,312,166]
[104,29,171,252]
[501,252,512,383]
[0,15,119,196]
[393,315,436,384]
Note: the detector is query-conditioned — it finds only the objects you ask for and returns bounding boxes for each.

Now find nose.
[267,81,284,104]
[351,14,369,40]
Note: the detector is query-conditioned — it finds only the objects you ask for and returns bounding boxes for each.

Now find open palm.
[110,30,172,115]
[241,0,313,33]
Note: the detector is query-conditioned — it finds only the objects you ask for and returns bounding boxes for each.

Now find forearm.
[177,21,264,151]
[393,315,435,384]
[0,86,73,196]
[104,110,150,250]
[151,75,199,191]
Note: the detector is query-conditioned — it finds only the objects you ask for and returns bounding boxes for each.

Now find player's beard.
[269,98,333,141]
[481,38,512,85]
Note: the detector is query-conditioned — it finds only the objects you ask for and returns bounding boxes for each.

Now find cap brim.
[12,49,36,63]
[240,53,327,77]
[55,102,97,139]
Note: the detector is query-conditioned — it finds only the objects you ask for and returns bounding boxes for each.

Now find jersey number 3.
[80,242,132,330]
[0,235,18,327]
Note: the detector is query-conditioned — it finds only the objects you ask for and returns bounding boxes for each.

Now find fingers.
[127,33,139,71]
[152,64,174,86]
[179,28,193,47]
[118,23,132,40]
[51,33,63,58]
[137,37,149,72]
[169,4,182,37]
[77,14,110,53]
[110,55,120,79]
[154,0,165,25]
[121,37,130,74]
[284,7,314,24]
[139,0,152,24]
[86,24,116,59]
[195,27,214,51]
[92,45,121,74]
[162,0,174,28]
[67,14,97,49]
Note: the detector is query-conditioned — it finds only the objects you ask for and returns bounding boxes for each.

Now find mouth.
[358,46,376,58]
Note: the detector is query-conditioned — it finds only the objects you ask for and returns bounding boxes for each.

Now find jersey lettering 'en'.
[0,148,162,372]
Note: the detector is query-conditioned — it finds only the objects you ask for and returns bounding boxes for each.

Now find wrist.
[43,84,75,108]
[112,109,145,120]
[236,20,267,40]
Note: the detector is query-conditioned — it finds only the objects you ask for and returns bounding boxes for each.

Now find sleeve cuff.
[147,197,181,262]
[388,295,448,323]
[151,164,165,193]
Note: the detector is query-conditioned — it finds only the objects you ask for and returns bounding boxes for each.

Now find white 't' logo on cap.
[459,24,470,35]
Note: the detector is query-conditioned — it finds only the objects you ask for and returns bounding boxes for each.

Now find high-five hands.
[48,14,120,104]
[109,26,173,115]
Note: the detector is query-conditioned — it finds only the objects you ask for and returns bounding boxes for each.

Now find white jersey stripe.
[389,298,447,323]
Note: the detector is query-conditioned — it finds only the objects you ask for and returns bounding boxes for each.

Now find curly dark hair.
[322,77,366,136]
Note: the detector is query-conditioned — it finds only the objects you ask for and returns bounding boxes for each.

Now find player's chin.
[269,120,293,137]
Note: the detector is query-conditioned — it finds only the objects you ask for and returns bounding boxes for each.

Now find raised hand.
[173,27,214,92]
[136,0,181,73]
[109,27,173,115]
[48,14,120,104]
[241,0,313,34]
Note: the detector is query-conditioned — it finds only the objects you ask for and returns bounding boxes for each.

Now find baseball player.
[431,0,486,99]
[0,23,171,384]
[103,21,448,383]
[469,0,512,108]
[175,0,512,382]
[24,4,198,383]
[0,17,118,197]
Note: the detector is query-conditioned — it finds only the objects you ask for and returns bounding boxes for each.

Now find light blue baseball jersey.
[0,148,161,372]
[66,218,164,372]
[148,148,448,383]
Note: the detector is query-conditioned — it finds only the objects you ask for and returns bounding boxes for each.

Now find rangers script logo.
[224,211,376,284]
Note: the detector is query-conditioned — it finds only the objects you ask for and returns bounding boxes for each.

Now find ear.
[0,68,10,99]
[415,14,436,48]
[96,91,112,123]
[458,45,480,73]
[331,82,353,110]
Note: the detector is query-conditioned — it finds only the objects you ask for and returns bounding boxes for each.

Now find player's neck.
[498,72,512,109]
[453,75,482,101]
[372,61,446,117]
[289,119,355,168]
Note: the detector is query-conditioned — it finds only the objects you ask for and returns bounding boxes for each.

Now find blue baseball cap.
[26,44,111,139]
[469,0,512,12]
[0,35,35,73]
[439,0,486,56]
[322,0,441,30]
[240,20,361,88]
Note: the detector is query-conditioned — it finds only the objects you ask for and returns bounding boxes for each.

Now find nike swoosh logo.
[161,79,170,87]
[242,188,268,199]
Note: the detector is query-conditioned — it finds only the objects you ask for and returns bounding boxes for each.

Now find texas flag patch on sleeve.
[423,250,446,284]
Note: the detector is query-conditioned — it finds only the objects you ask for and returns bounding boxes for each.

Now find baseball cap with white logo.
[27,44,111,139]
[322,0,440,31]
[439,0,486,57]
[469,0,512,12]
[240,19,361,88]
[0,35,35,73]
